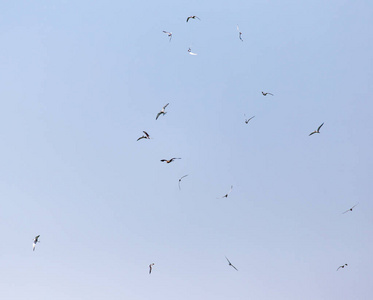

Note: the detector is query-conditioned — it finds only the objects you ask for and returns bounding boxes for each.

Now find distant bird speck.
[161,158,181,164]
[337,264,348,271]
[237,25,243,41]
[162,31,172,41]
[244,115,255,124]
[342,203,359,214]
[33,235,40,251]
[137,131,150,141]
[225,256,238,271]
[309,123,324,136]
[149,263,155,274]
[186,15,200,22]
[218,186,233,198]
[178,174,188,190]
[262,91,274,96]
[188,48,197,55]
[156,103,169,120]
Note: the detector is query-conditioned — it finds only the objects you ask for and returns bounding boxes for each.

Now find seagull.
[156,103,169,120]
[33,235,40,251]
[186,15,200,22]
[337,264,348,271]
[178,174,188,190]
[244,115,255,124]
[342,203,359,214]
[237,25,243,41]
[149,263,155,274]
[309,123,324,136]
[162,31,172,41]
[262,91,274,96]
[188,48,197,55]
[218,186,233,198]
[161,158,181,164]
[225,256,238,271]
[137,131,150,141]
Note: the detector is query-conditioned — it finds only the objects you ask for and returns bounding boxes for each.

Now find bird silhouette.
[225,256,238,271]
[237,25,243,41]
[156,103,169,120]
[309,123,324,136]
[262,91,274,96]
[188,48,197,55]
[137,131,150,141]
[162,31,172,41]
[337,264,348,271]
[218,186,233,198]
[342,203,359,214]
[244,115,255,124]
[186,15,200,22]
[33,235,40,251]
[161,158,181,164]
[149,263,155,274]
[178,174,188,190]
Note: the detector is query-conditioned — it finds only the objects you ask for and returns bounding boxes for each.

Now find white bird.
[156,103,169,120]
[188,48,197,55]
[162,31,172,41]
[33,235,40,251]
[309,123,324,136]
[237,25,243,41]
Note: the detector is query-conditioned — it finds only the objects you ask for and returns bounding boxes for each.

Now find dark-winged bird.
[309,123,324,136]
[156,103,169,120]
[337,264,348,271]
[218,186,233,198]
[237,25,243,41]
[244,115,255,124]
[162,31,172,41]
[149,263,155,274]
[262,91,274,96]
[178,174,188,190]
[342,203,359,214]
[33,235,40,251]
[161,158,181,164]
[225,256,238,271]
[186,15,200,22]
[137,131,150,141]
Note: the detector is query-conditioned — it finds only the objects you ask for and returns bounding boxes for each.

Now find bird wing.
[156,112,162,120]
[35,235,40,240]
[247,116,255,122]
[189,52,197,55]
[337,266,341,271]
[268,93,274,96]
[143,131,149,138]
[231,264,238,271]
[137,136,145,141]
[160,159,167,162]
[33,243,36,251]
[186,17,191,22]
[149,265,152,274]
[163,103,169,109]
[225,256,231,264]
[180,174,188,180]
[317,123,324,131]
[196,16,201,20]
[351,203,359,209]
[228,185,233,194]
[237,25,240,31]
[163,31,170,34]
[309,131,316,136]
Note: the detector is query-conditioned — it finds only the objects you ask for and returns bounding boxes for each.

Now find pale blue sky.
[0,1,372,299]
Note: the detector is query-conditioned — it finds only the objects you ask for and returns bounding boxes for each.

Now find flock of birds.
[31,14,360,276]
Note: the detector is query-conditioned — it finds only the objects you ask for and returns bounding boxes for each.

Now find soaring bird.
[244,115,255,124]
[309,123,324,136]
[218,186,233,198]
[178,174,188,190]
[337,264,348,271]
[262,91,274,96]
[33,235,40,251]
[156,103,169,120]
[225,256,238,271]
[342,203,359,214]
[137,131,150,141]
[186,15,200,22]
[149,263,155,274]
[237,25,243,41]
[162,31,172,41]
[188,48,197,55]
[161,158,181,164]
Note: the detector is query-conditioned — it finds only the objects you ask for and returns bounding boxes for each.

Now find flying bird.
[161,158,181,164]
[218,186,233,198]
[262,91,274,96]
[137,131,150,141]
[188,48,197,55]
[342,203,359,214]
[156,103,169,120]
[237,25,243,41]
[149,263,155,274]
[309,123,324,136]
[337,264,348,271]
[186,15,200,22]
[225,256,238,271]
[244,115,255,124]
[178,174,188,190]
[162,31,172,41]
[33,235,40,251]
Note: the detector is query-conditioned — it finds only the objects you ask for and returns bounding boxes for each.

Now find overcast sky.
[1,1,372,299]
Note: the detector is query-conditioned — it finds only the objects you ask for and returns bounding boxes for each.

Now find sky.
[0,0,373,299]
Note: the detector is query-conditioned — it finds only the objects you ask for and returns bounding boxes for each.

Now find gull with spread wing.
[309,123,324,136]
[262,91,274,96]
[137,131,150,141]
[178,174,188,190]
[342,203,359,214]
[33,235,40,251]
[156,103,169,120]
[186,15,200,22]
[225,256,238,271]
[161,158,181,164]
[162,31,172,41]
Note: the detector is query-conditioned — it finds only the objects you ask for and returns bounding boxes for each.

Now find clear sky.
[1,1,372,299]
